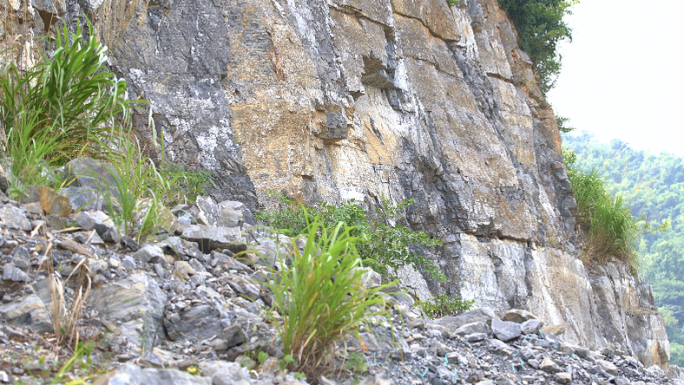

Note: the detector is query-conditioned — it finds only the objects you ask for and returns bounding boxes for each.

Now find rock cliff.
[1,0,669,368]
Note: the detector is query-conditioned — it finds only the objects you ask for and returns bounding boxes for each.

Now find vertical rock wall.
[0,0,670,367]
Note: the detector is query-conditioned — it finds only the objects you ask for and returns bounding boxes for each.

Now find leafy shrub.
[259,216,390,379]
[495,0,577,94]
[158,163,213,207]
[256,194,445,281]
[419,294,475,319]
[556,115,575,134]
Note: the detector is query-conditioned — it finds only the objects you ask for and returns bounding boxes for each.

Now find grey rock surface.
[0,206,31,231]
[521,319,543,335]
[0,294,52,333]
[491,316,522,342]
[3,264,28,282]
[182,225,244,252]
[93,364,212,385]
[88,273,168,348]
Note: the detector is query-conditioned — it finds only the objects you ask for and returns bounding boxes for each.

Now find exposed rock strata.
[0,0,670,368]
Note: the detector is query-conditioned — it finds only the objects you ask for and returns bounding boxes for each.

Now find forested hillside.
[564,132,684,365]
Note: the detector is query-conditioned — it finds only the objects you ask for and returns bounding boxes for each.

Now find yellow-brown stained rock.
[20,185,72,218]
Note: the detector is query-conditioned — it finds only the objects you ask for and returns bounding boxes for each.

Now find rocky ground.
[0,161,683,384]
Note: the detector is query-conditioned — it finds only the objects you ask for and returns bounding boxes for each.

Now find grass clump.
[0,19,134,166]
[259,214,391,379]
[419,294,475,319]
[0,17,212,242]
[0,17,135,193]
[256,194,445,282]
[564,148,663,266]
[94,134,175,242]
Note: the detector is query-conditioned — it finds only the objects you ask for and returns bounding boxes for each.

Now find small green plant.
[257,351,269,364]
[279,354,296,372]
[345,351,368,374]
[556,115,575,134]
[419,294,475,319]
[186,365,200,376]
[6,184,29,200]
[294,372,307,380]
[257,193,445,282]
[50,342,98,385]
[259,214,392,379]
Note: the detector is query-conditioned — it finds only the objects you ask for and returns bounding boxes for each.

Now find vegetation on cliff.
[496,0,577,94]
[563,147,650,266]
[564,132,684,365]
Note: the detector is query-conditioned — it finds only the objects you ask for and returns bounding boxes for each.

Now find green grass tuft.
[564,148,654,266]
[258,214,391,379]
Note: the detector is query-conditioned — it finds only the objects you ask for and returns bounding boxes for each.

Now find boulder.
[73,211,121,243]
[0,294,53,333]
[454,321,487,336]
[198,361,252,385]
[164,304,223,341]
[598,359,619,376]
[2,263,28,282]
[464,332,487,342]
[11,246,31,269]
[541,324,565,337]
[539,357,562,373]
[0,206,32,231]
[218,200,255,225]
[502,309,538,324]
[64,158,119,200]
[217,201,242,228]
[181,225,244,253]
[491,316,521,342]
[19,185,71,217]
[554,372,572,384]
[188,197,256,229]
[93,364,211,385]
[521,319,542,335]
[174,261,196,279]
[133,244,165,264]
[60,186,105,212]
[430,307,495,333]
[88,273,167,348]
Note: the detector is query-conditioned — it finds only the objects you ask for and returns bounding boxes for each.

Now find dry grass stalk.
[41,240,93,349]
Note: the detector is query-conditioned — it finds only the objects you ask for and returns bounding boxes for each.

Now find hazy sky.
[547,0,684,156]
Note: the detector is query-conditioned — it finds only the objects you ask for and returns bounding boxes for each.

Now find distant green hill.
[564,132,684,365]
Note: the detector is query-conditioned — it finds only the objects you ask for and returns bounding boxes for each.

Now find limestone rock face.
[3,0,669,368]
